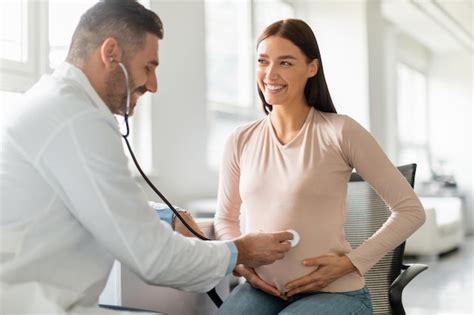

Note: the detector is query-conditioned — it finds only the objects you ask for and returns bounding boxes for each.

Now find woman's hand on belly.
[284,255,357,297]
[234,264,288,300]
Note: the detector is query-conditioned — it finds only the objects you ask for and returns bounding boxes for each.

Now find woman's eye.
[281,61,292,66]
[257,59,268,65]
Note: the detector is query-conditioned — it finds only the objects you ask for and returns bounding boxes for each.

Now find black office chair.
[345,163,428,315]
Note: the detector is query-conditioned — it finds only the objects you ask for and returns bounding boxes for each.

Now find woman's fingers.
[241,266,287,300]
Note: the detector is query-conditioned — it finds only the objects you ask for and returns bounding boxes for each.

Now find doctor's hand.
[172,210,205,238]
[233,231,292,268]
[284,255,357,297]
[234,264,287,300]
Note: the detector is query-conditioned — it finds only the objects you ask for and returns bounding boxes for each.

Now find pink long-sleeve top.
[214,107,425,293]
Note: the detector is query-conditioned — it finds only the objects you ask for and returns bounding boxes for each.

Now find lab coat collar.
[54,62,117,122]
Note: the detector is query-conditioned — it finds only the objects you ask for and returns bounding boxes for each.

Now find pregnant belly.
[255,249,364,294]
[251,230,360,294]
[246,209,362,293]
[255,244,318,294]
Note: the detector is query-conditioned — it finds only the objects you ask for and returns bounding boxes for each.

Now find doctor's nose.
[146,72,158,93]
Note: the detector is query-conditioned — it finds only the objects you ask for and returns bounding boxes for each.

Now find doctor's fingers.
[272,231,294,242]
[272,252,285,261]
[276,240,291,253]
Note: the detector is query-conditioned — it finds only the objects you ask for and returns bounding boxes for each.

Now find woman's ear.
[308,59,319,78]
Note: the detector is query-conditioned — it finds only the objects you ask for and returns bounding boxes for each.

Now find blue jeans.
[217,282,373,315]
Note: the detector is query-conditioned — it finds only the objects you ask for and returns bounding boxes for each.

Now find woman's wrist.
[170,207,183,230]
[171,208,192,232]
[342,255,357,273]
[171,212,177,230]
[233,264,246,277]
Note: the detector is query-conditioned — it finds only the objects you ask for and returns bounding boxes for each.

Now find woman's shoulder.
[230,115,268,141]
[314,109,360,133]
[222,116,268,157]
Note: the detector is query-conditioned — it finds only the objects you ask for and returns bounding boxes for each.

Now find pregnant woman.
[214,19,425,314]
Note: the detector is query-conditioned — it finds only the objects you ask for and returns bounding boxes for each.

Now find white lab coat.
[0,63,231,313]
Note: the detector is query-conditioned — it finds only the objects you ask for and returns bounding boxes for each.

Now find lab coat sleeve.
[37,111,232,292]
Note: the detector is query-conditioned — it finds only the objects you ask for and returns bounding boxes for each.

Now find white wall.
[366,0,397,159]
[429,52,473,233]
[293,0,370,129]
[141,0,219,206]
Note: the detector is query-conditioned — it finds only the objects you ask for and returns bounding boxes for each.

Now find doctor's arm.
[40,113,291,292]
[39,113,232,292]
[150,202,204,237]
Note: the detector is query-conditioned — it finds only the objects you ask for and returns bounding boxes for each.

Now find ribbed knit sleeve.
[340,117,426,274]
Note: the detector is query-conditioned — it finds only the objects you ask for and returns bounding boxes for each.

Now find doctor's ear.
[100,37,121,68]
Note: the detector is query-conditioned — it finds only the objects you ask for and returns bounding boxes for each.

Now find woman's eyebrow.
[258,53,297,60]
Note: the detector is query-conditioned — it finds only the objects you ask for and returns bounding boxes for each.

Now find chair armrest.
[389,263,428,315]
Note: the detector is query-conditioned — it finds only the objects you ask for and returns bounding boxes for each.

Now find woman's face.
[257,35,317,108]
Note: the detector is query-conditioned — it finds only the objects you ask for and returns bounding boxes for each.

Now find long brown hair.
[257,19,337,114]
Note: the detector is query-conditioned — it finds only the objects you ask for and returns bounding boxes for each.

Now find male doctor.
[0,0,292,313]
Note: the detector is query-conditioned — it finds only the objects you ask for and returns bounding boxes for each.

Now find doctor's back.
[0,44,233,315]
[0,67,121,311]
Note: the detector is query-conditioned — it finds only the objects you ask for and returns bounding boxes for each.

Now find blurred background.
[0,0,472,314]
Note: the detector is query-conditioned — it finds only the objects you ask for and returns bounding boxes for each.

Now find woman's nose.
[265,64,279,80]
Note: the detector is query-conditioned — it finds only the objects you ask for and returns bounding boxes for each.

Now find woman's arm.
[341,116,426,275]
[214,130,244,240]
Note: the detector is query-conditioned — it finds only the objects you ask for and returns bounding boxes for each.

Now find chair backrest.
[344,164,416,315]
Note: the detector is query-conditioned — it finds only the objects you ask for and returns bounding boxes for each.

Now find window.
[48,0,98,69]
[0,0,28,63]
[1,0,36,132]
[205,1,253,110]
[205,0,294,170]
[396,63,430,182]
[1,0,152,173]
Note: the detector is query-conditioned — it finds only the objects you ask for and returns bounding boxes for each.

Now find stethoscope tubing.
[119,80,223,306]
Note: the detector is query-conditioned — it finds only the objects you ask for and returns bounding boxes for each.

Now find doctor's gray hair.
[67,0,163,63]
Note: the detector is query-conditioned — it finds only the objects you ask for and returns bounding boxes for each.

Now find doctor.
[0,0,293,313]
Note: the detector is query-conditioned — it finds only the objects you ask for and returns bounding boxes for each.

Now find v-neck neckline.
[268,107,313,149]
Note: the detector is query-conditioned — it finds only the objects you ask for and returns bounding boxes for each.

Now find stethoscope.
[116,62,223,307]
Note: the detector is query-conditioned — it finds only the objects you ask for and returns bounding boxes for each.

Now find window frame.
[0,0,49,93]
[396,61,431,181]
[204,0,295,170]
